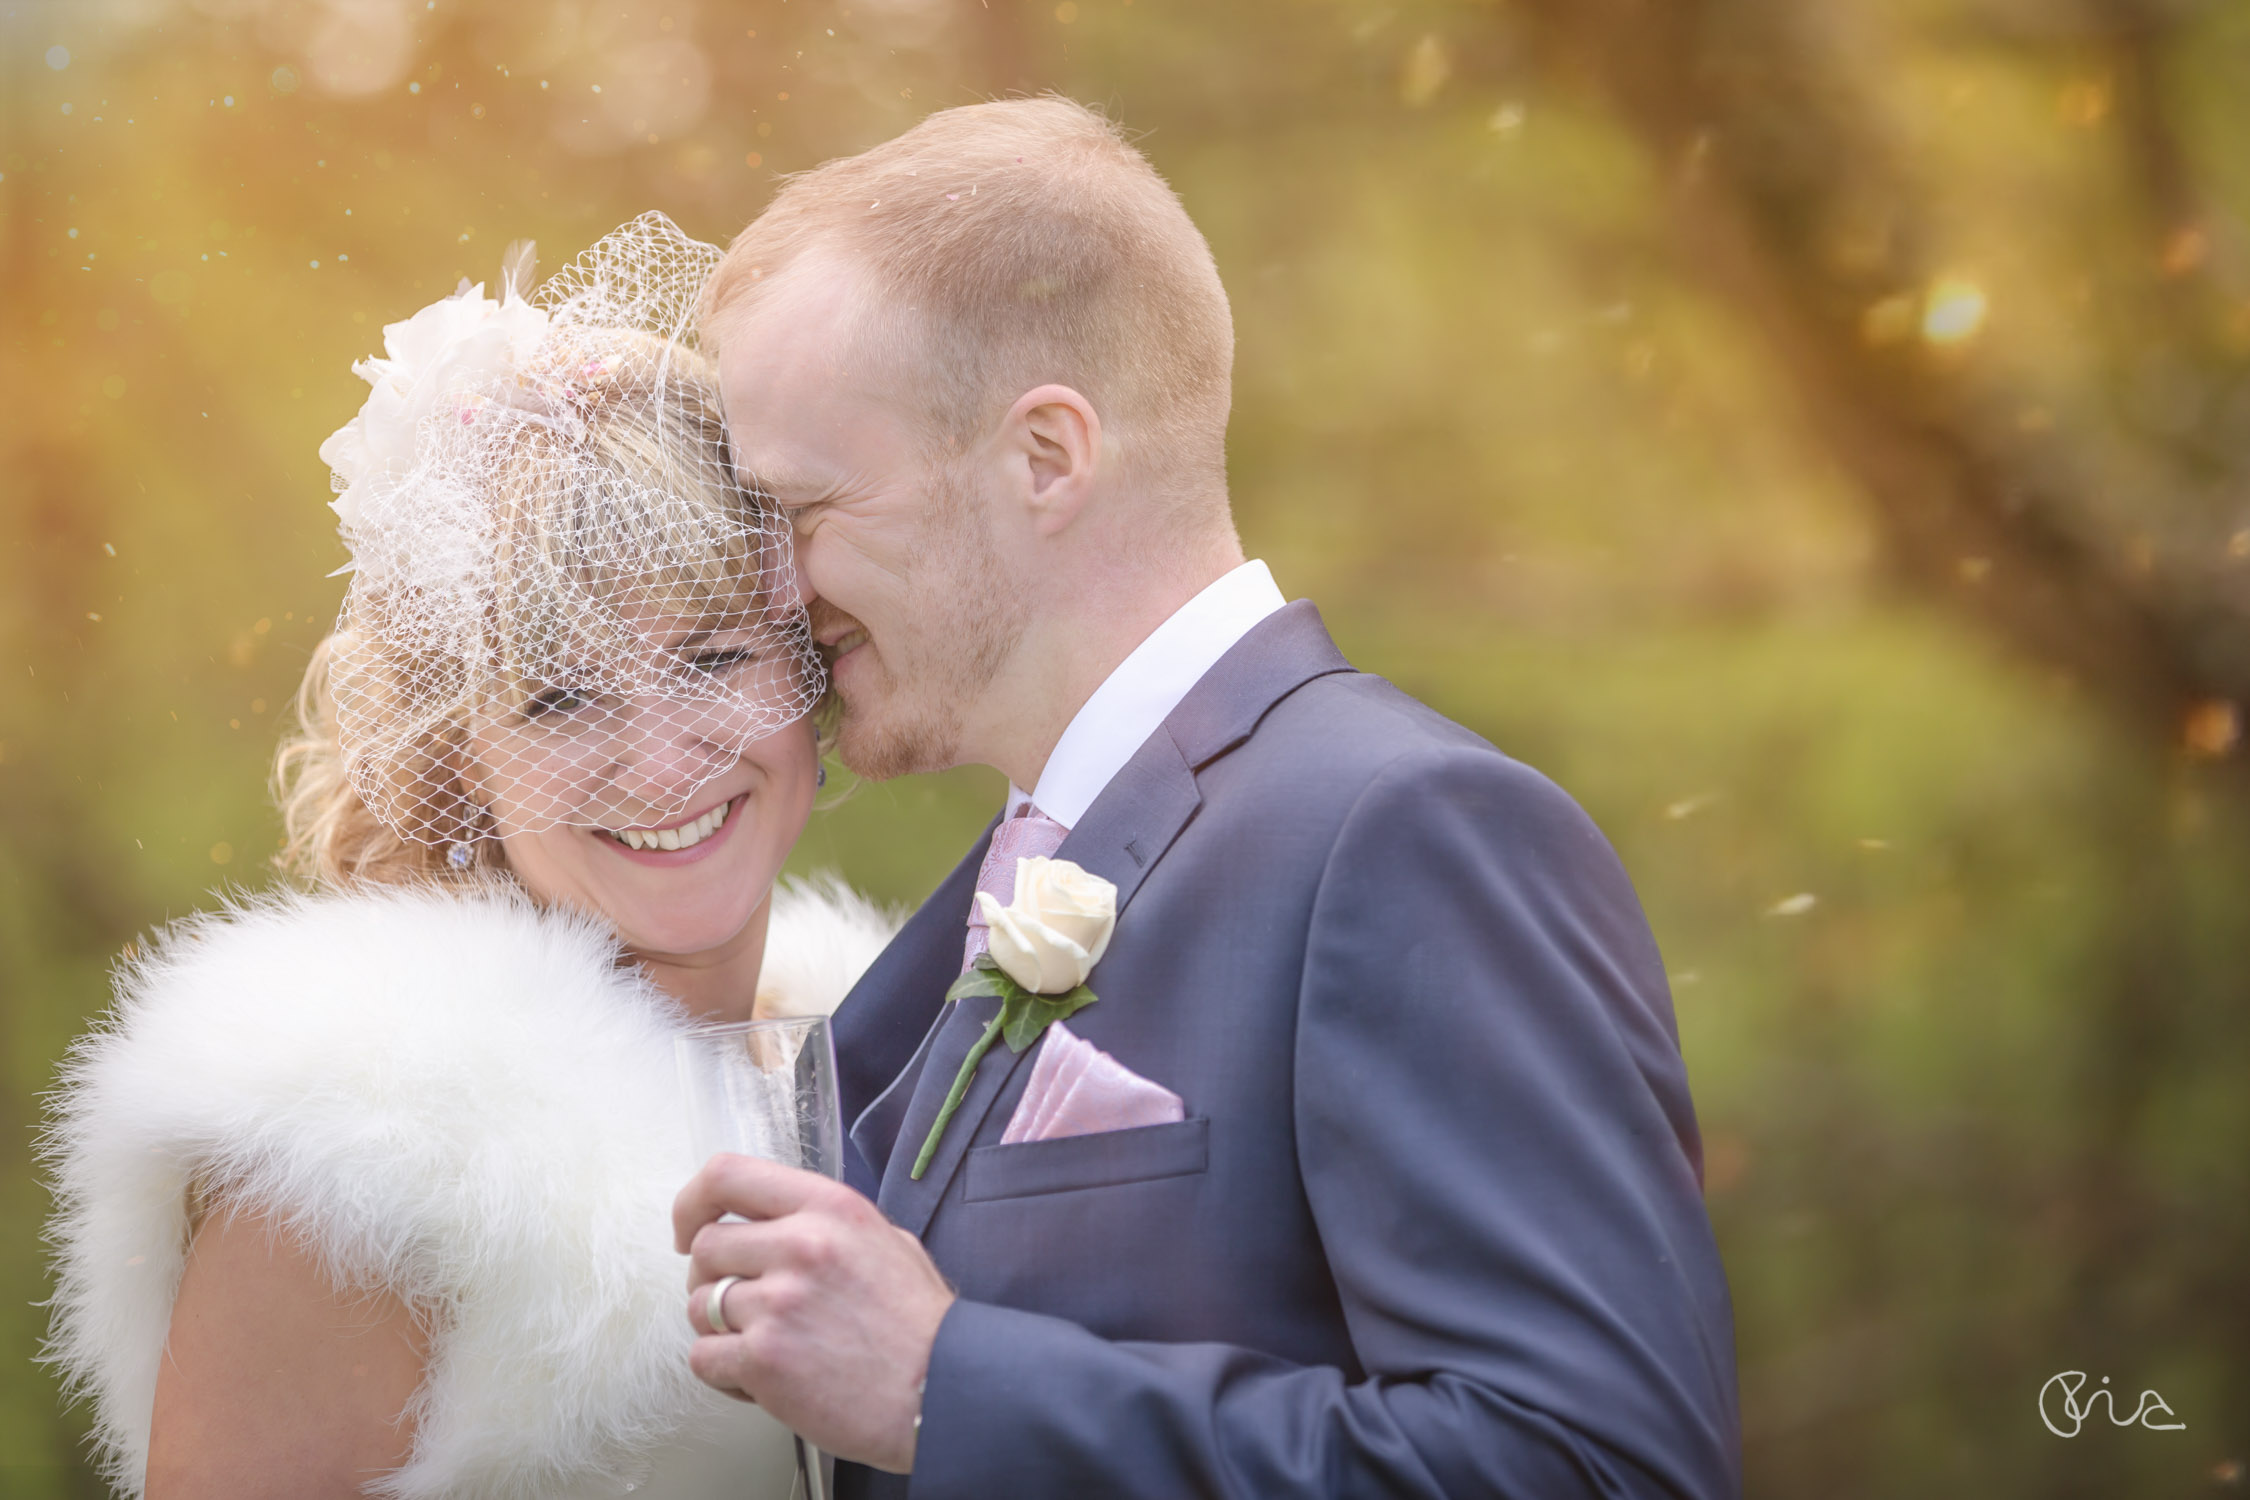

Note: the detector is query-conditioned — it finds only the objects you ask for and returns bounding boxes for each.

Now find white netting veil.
[315,213,824,856]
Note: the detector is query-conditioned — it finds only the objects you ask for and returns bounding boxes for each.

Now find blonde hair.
[276,332,818,888]
[704,96,1235,509]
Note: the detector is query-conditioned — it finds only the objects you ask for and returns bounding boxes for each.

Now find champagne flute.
[676,1014,842,1500]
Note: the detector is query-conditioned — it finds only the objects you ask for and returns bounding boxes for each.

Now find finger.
[686,1272,755,1338]
[687,1327,761,1404]
[671,1154,831,1251]
[683,1217,798,1291]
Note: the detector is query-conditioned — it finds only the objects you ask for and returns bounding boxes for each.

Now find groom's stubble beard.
[826,461,1028,781]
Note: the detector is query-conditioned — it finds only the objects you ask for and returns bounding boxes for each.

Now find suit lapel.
[836,818,996,1179]
[875,738,1203,1237]
[872,602,1357,1239]
[873,990,1021,1235]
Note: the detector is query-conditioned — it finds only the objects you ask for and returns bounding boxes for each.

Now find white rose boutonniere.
[978,855,1115,993]
[911,856,1118,1179]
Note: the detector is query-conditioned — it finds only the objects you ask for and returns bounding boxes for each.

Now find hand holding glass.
[676,1014,842,1500]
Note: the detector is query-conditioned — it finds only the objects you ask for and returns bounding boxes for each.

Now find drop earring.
[446,841,475,871]
[816,763,828,789]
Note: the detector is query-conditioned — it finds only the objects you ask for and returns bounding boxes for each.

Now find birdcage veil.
[316,213,824,858]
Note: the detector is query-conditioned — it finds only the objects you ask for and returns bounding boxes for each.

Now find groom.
[675,97,1740,1498]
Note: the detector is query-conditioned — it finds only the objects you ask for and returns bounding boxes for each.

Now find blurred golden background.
[5,0,2249,1494]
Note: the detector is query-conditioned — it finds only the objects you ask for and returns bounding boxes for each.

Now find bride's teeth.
[612,798,732,852]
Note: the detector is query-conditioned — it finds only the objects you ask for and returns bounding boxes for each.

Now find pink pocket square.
[1001,1022,1185,1145]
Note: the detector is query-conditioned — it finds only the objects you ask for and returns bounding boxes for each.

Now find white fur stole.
[43,876,896,1499]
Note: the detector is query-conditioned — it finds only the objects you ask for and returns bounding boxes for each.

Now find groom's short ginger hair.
[704,97,1234,500]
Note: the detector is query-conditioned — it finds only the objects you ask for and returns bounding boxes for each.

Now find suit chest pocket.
[962,1116,1209,1203]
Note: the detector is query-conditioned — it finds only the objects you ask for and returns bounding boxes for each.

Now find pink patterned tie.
[963,804,1069,972]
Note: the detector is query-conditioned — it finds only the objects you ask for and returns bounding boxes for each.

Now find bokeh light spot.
[2159,226,2207,276]
[1921,278,1987,344]
[2183,700,2241,759]
[45,45,70,70]
[2056,76,2112,127]
[1400,34,1451,107]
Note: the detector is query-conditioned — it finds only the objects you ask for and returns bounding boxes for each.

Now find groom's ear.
[999,384,1102,537]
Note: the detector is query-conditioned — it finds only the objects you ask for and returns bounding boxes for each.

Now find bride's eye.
[524,683,595,719]
[688,646,754,675]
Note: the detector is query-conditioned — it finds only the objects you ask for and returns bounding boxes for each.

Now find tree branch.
[1508,0,2249,772]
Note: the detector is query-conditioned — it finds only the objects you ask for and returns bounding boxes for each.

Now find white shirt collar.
[1005,559,1286,829]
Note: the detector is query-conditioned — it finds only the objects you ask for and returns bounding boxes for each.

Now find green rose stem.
[911,1009,1008,1180]
[910,960,1102,1180]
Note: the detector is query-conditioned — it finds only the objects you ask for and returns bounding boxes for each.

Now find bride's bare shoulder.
[44,881,693,1499]
[148,1203,425,1500]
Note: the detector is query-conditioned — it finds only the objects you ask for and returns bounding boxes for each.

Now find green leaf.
[909,977,1104,1178]
[1001,984,1099,1053]
[945,968,1006,1002]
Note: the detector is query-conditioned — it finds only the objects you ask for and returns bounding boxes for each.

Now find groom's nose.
[807,596,862,647]
[780,550,815,613]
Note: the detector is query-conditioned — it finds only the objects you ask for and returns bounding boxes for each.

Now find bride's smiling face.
[464,611,821,966]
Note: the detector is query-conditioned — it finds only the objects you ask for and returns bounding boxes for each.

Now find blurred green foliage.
[4,0,2248,1495]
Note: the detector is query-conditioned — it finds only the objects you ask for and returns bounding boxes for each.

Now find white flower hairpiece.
[318,279,553,535]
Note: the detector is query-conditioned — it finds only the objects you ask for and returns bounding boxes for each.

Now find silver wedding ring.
[704,1274,746,1335]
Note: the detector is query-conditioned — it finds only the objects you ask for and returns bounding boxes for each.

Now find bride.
[44,217,894,1499]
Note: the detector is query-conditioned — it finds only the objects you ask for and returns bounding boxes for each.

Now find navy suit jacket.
[830,602,1740,1498]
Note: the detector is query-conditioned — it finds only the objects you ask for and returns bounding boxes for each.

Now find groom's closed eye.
[734,457,822,503]
[778,499,828,534]
[741,477,827,535]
